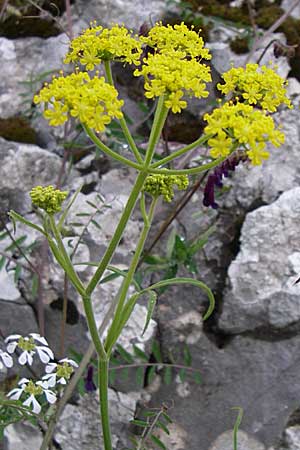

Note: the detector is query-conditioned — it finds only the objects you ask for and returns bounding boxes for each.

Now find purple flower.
[203,153,248,209]
[84,365,97,392]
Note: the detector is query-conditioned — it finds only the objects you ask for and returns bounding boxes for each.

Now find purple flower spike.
[203,152,248,209]
[84,365,97,392]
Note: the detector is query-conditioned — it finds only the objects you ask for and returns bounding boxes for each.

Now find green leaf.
[142,290,157,336]
[116,344,134,364]
[193,371,202,384]
[57,185,82,232]
[9,211,46,236]
[146,277,215,321]
[173,235,188,262]
[130,419,148,427]
[5,235,27,252]
[163,366,172,385]
[0,256,6,272]
[166,228,177,260]
[162,412,173,424]
[232,407,243,450]
[143,254,166,265]
[136,367,145,387]
[152,340,162,363]
[150,434,167,450]
[14,264,22,283]
[0,231,8,241]
[133,345,148,362]
[146,366,156,385]
[188,225,216,256]
[91,219,102,230]
[157,420,170,435]
[179,368,186,383]
[183,345,192,367]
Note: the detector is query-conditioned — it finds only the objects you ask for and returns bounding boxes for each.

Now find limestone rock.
[55,390,140,450]
[219,187,300,333]
[209,430,266,450]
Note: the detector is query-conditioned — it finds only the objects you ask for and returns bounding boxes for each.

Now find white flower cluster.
[2,333,78,414]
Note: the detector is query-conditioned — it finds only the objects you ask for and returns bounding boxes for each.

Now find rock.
[219,187,300,334]
[281,0,300,19]
[281,425,300,449]
[55,389,140,450]
[69,0,166,31]
[0,138,64,214]
[287,78,300,97]
[147,332,300,450]
[209,430,266,450]
[3,422,43,450]
[0,271,20,302]
[0,34,67,119]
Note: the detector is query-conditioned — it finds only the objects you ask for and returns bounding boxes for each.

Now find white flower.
[7,378,57,414]
[0,349,13,370]
[43,358,78,387]
[5,333,54,366]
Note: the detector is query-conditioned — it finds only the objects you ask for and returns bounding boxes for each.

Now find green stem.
[105,198,157,354]
[49,216,86,296]
[82,295,106,359]
[84,124,143,170]
[104,60,144,165]
[150,134,211,168]
[86,171,148,296]
[144,95,169,167]
[99,357,113,450]
[148,156,226,175]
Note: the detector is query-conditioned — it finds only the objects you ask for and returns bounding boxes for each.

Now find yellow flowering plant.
[8,21,291,450]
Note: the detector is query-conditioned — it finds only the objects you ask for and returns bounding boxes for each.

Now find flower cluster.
[134,22,211,113]
[64,22,142,69]
[2,333,78,415]
[204,101,285,165]
[144,174,189,202]
[140,22,211,60]
[8,378,56,414]
[217,63,292,112]
[30,185,68,214]
[34,71,123,131]
[203,152,248,209]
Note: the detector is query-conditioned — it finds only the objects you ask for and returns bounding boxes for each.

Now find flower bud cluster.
[30,185,68,214]
[144,174,189,202]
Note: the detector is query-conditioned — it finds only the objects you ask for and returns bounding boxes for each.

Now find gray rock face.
[55,390,140,450]
[71,0,166,31]
[0,138,63,214]
[3,422,43,450]
[148,332,300,450]
[219,187,300,334]
[0,35,67,118]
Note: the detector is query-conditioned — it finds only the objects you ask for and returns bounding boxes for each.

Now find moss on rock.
[0,117,37,144]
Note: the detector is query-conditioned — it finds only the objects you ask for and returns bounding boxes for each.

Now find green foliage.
[139,225,216,289]
[128,404,173,450]
[0,394,38,439]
